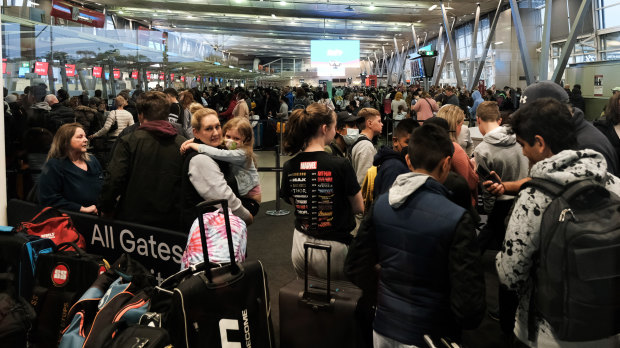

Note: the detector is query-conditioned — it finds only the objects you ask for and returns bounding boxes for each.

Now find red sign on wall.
[65,64,75,77]
[170,73,175,80]
[2,63,5,74]
[131,70,138,79]
[51,0,105,28]
[35,62,49,75]
[146,71,151,80]
[92,66,102,78]
[159,72,165,80]
[113,69,121,79]
[181,76,185,82]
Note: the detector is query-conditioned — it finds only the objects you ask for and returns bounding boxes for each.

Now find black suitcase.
[279,242,363,348]
[165,199,274,348]
[30,242,109,348]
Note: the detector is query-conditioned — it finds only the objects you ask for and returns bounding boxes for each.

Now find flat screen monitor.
[311,40,360,77]
[18,67,29,78]
[410,56,437,78]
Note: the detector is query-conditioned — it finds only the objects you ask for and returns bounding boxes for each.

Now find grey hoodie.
[388,172,431,208]
[496,149,620,347]
[474,125,529,213]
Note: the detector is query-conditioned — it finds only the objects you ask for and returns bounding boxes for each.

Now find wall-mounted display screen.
[311,40,360,77]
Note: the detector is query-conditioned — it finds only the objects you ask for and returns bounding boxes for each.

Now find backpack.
[16,207,85,250]
[522,178,620,342]
[58,254,155,348]
[292,98,306,110]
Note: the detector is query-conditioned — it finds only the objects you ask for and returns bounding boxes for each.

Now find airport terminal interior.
[1,0,620,347]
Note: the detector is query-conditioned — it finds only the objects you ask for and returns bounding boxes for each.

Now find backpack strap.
[520,178,564,198]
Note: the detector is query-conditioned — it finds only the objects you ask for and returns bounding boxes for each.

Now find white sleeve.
[351,141,376,186]
[188,155,252,222]
[196,144,248,166]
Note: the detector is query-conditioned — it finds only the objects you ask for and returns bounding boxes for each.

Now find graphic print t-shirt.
[281,151,360,244]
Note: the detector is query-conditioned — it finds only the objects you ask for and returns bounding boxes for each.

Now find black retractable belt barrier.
[265,145,290,217]
[7,199,187,283]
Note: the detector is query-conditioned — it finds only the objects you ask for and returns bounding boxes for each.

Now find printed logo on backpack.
[52,263,70,287]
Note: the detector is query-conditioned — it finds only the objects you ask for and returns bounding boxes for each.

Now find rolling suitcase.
[279,242,363,348]
[165,199,274,348]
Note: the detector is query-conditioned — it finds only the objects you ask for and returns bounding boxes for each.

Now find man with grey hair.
[46,93,75,132]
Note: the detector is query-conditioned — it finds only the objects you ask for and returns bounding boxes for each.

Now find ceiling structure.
[84,0,502,60]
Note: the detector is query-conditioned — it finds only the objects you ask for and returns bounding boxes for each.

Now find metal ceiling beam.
[509,0,535,85]
[397,42,409,84]
[440,0,463,87]
[552,0,592,83]
[467,3,481,89]
[472,0,502,90]
[539,0,552,81]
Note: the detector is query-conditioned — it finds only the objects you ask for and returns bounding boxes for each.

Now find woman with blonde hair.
[39,123,102,214]
[437,104,479,205]
[89,95,134,140]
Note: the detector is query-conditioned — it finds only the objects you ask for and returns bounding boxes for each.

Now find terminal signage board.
[131,70,139,79]
[35,62,48,75]
[92,66,102,78]
[2,63,5,74]
[170,73,175,80]
[181,76,185,82]
[159,72,165,80]
[51,0,105,28]
[146,71,151,80]
[65,64,75,77]
[113,69,121,79]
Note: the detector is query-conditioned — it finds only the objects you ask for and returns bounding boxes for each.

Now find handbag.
[16,207,86,250]
[108,110,118,134]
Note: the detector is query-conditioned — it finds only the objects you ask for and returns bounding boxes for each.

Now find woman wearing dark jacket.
[39,123,102,213]
[570,84,586,112]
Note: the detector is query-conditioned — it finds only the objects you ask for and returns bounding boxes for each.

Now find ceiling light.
[234,0,244,3]
[494,41,504,45]
[428,4,437,11]
[271,13,276,18]
[416,20,421,23]
[187,15,193,18]
[118,10,124,14]
[280,1,286,5]
[369,3,376,10]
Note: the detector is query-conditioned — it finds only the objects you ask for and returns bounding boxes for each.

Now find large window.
[598,0,620,29]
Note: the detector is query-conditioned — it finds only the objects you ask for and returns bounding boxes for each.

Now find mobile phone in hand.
[477,165,501,184]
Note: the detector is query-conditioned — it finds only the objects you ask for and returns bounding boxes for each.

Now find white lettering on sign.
[91,224,183,265]
[300,161,317,170]
[327,49,343,57]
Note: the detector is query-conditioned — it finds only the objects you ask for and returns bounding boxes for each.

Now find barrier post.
[266,145,290,217]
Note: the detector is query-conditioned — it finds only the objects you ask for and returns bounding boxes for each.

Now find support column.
[411,24,420,52]
[386,51,395,86]
[432,24,445,86]
[539,0,552,80]
[1,13,7,225]
[552,0,592,83]
[440,0,463,87]
[467,3,481,89]
[396,43,408,84]
[472,0,503,90]
[509,0,535,85]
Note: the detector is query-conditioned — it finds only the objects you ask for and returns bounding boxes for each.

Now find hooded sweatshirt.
[470,90,484,121]
[474,125,529,213]
[496,149,620,347]
[372,146,409,198]
[99,119,186,231]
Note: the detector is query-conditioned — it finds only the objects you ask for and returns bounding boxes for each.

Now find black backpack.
[522,178,620,342]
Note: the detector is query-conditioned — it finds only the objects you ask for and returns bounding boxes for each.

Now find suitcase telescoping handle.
[303,242,331,302]
[195,199,241,281]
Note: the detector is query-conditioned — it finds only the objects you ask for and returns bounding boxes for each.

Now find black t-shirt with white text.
[281,151,360,244]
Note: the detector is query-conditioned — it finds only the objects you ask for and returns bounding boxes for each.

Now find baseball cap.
[520,81,569,105]
[612,87,620,93]
[337,111,361,123]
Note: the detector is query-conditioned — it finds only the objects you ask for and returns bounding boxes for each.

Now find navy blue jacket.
[372,178,485,346]
[372,146,408,198]
[39,157,103,211]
